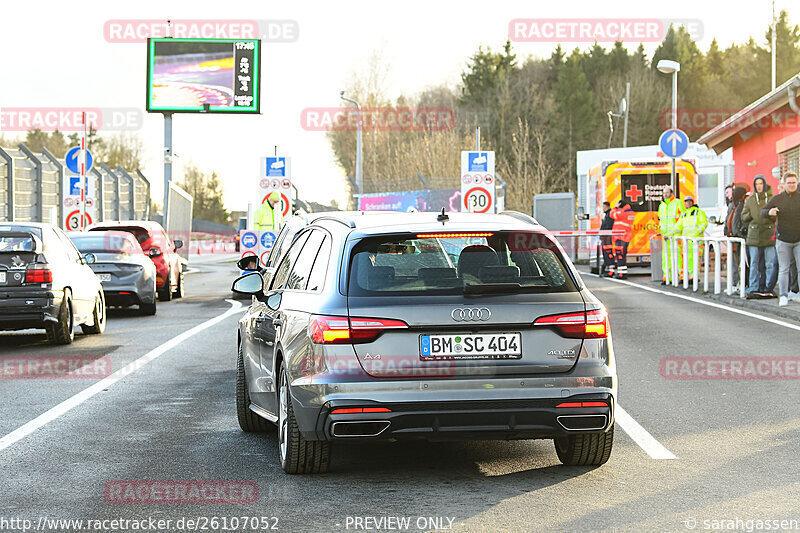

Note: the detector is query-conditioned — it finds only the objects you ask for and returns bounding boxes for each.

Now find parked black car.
[0,223,106,344]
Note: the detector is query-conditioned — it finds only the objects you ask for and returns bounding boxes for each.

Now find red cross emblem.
[625,185,643,202]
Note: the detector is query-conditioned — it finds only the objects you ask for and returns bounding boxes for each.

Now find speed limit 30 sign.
[460,151,496,213]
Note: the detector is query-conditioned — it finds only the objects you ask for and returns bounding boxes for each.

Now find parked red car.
[88,221,184,301]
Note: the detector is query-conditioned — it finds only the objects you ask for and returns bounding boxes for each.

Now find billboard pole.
[163,112,173,227]
[80,112,87,230]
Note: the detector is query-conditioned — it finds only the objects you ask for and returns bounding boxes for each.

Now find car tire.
[158,271,173,302]
[81,292,106,334]
[554,425,614,466]
[236,342,272,432]
[173,268,184,298]
[140,296,157,316]
[278,361,330,474]
[46,291,74,345]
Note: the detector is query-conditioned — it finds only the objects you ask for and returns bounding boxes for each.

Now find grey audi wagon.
[232,211,617,474]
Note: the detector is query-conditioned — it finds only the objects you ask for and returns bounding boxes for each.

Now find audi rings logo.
[450,307,491,321]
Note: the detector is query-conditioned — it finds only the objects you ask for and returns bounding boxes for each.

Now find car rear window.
[70,234,142,255]
[0,235,36,252]
[348,231,577,296]
[0,226,42,240]
[91,226,162,248]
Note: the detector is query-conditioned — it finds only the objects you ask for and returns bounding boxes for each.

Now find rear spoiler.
[0,231,44,254]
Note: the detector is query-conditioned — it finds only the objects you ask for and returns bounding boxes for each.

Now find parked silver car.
[232,211,617,474]
[69,231,158,315]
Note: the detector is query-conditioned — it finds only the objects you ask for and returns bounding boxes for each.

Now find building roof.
[697,74,800,153]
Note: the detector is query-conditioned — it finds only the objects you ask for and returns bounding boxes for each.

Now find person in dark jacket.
[761,172,800,306]
[741,175,776,298]
[599,201,615,276]
[726,185,747,287]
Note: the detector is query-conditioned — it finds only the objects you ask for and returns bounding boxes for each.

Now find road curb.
[644,280,800,323]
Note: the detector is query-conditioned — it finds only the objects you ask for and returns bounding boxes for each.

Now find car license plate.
[420,333,522,360]
[0,272,5,284]
[98,273,112,282]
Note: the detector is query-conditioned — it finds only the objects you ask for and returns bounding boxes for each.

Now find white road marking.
[615,405,677,460]
[0,299,245,453]
[595,275,800,332]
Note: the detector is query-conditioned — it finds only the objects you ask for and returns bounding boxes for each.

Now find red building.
[698,76,800,190]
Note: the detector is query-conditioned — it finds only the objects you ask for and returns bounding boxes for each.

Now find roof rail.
[500,211,540,225]
[313,215,356,228]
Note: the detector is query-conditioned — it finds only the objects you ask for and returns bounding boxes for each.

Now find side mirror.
[173,239,183,250]
[266,292,282,311]
[83,253,96,264]
[237,255,260,271]
[232,272,264,296]
[149,247,163,258]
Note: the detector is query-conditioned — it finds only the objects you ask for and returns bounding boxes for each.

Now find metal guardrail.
[665,236,746,298]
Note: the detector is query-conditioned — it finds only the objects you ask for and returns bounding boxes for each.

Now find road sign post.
[258,157,293,221]
[460,151,496,214]
[658,128,689,192]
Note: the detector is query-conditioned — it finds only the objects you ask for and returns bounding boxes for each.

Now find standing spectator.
[777,176,800,296]
[725,185,747,288]
[741,175,777,298]
[599,201,615,277]
[657,185,684,284]
[609,200,636,279]
[669,196,708,280]
[761,172,800,306]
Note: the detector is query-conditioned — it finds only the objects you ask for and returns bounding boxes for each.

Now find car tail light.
[331,407,392,414]
[534,308,609,339]
[309,315,408,345]
[25,264,53,284]
[415,233,494,238]
[556,401,608,408]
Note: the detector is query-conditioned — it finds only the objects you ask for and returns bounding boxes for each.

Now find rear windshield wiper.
[463,283,522,296]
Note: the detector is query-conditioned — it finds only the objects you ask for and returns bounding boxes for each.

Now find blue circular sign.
[66,147,94,174]
[659,128,689,159]
[241,231,257,248]
[260,231,276,247]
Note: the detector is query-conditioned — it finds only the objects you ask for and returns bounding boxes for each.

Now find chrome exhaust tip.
[557,414,608,431]
[331,420,391,438]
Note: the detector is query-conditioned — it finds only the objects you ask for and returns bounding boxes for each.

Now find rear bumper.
[289,364,617,442]
[102,281,153,306]
[316,395,614,442]
[0,290,61,330]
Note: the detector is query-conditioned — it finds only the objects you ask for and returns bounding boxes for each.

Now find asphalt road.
[1,258,799,533]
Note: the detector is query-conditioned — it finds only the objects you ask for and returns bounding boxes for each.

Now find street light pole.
[657,59,681,192]
[340,92,362,203]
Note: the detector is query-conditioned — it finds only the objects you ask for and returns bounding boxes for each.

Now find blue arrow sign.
[66,147,93,174]
[659,128,689,159]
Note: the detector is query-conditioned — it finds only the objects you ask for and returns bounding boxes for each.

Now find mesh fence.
[0,144,150,227]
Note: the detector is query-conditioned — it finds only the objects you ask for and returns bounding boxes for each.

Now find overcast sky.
[0,0,793,211]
